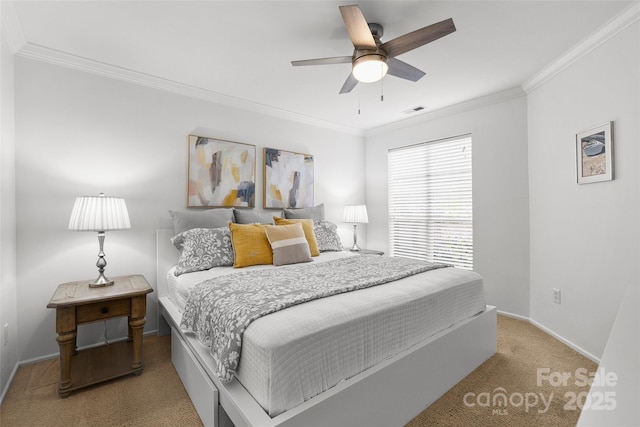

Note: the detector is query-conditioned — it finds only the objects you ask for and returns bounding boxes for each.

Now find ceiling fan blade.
[381,18,456,58]
[339,73,359,94]
[387,57,426,82]
[291,56,352,67]
[339,5,376,49]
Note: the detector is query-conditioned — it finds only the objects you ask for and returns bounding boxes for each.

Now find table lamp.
[68,193,131,287]
[343,204,368,251]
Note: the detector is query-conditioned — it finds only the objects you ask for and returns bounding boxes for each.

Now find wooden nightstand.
[47,274,153,397]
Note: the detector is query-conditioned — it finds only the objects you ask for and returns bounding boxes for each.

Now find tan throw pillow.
[264,223,312,266]
[273,217,320,256]
[228,222,273,268]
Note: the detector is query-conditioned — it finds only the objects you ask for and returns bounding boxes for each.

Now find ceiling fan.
[291,5,456,94]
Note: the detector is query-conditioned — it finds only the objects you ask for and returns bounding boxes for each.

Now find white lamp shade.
[68,194,131,231]
[343,204,369,224]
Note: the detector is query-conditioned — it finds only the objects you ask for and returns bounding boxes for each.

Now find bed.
[156,225,496,427]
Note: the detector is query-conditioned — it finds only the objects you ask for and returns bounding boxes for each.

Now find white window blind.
[388,135,473,270]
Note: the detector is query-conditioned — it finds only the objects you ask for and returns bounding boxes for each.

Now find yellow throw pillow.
[264,223,312,266]
[274,217,320,256]
[228,222,273,268]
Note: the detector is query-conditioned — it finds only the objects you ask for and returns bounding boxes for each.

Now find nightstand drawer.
[76,299,131,323]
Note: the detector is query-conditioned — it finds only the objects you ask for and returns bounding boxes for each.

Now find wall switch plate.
[553,288,561,304]
[3,323,8,345]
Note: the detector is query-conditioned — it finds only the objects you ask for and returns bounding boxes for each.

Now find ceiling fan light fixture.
[352,54,388,83]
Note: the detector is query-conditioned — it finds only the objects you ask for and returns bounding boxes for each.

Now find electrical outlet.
[3,323,8,345]
[553,289,561,305]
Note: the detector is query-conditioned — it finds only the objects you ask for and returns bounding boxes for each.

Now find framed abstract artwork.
[576,122,613,184]
[263,148,314,209]
[187,135,256,207]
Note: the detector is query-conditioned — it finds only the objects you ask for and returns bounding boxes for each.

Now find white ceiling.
[9,1,634,132]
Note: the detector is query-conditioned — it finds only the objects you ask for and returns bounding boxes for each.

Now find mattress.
[167,252,486,417]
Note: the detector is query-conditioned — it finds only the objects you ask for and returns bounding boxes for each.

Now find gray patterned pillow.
[313,220,343,252]
[172,227,234,276]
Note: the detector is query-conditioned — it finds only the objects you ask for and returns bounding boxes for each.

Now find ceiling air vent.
[402,106,426,115]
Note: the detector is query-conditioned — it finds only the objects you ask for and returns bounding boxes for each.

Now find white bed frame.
[156,229,496,427]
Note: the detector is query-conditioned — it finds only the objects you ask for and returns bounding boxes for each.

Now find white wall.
[15,58,365,362]
[0,15,19,399]
[365,93,531,316]
[527,22,639,359]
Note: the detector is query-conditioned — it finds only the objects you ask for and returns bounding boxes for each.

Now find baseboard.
[496,309,530,322]
[497,310,601,364]
[0,361,20,406]
[529,319,600,364]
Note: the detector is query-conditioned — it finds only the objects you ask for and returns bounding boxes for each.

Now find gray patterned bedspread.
[180,255,450,382]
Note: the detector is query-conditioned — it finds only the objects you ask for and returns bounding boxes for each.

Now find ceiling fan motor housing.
[351,23,388,83]
[368,23,384,39]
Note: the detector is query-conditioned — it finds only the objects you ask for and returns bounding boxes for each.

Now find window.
[388,135,472,270]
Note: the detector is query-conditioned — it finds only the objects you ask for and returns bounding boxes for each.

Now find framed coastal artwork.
[187,135,256,207]
[576,122,613,184]
[263,148,314,209]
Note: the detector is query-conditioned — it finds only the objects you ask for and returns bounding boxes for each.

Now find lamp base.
[349,224,361,252]
[89,231,114,287]
[89,272,114,288]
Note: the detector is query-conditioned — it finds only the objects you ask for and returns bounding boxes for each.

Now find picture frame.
[187,135,256,208]
[263,148,314,209]
[576,122,613,184]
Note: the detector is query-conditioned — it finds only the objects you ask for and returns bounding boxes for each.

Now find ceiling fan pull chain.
[358,91,361,115]
[381,77,384,102]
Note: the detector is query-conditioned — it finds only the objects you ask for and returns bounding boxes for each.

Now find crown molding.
[522,1,640,94]
[0,2,27,54]
[365,86,526,137]
[10,1,636,137]
[15,42,364,137]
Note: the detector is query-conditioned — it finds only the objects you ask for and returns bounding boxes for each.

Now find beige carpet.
[1,315,596,427]
[407,315,597,426]
[0,335,203,427]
